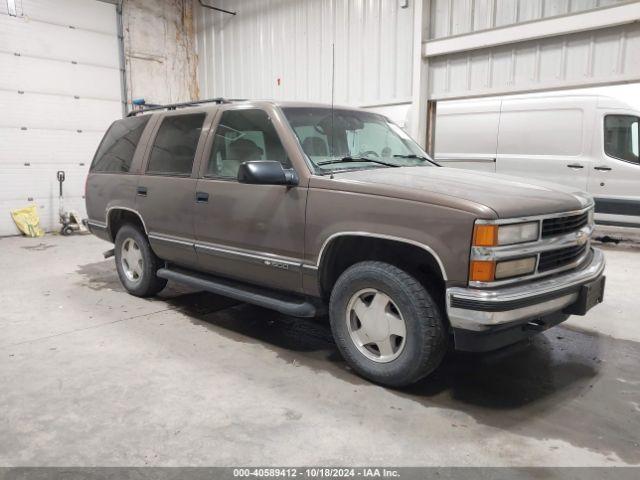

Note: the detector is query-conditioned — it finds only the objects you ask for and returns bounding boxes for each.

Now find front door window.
[207,109,290,179]
[604,115,639,164]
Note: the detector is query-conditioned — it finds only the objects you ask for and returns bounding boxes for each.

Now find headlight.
[473,221,539,246]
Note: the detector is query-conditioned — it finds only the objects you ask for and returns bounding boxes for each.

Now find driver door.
[193,107,307,293]
[588,112,640,226]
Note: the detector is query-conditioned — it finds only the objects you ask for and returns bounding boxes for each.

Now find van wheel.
[114,224,167,297]
[329,261,446,387]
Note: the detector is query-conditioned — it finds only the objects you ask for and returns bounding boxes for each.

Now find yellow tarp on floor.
[10,205,45,238]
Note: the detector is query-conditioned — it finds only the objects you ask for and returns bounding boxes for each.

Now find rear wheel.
[114,224,167,297]
[329,261,446,387]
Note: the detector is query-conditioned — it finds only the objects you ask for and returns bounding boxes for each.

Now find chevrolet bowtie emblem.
[576,231,588,245]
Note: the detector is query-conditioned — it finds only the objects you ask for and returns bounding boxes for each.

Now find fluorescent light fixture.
[7,0,17,16]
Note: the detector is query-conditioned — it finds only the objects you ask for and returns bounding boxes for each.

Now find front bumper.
[446,247,605,351]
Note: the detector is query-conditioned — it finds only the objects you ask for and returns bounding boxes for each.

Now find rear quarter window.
[91,115,151,173]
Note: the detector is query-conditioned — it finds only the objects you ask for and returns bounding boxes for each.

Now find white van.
[435,94,640,227]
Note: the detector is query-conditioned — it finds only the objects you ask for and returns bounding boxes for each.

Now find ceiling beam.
[424,2,640,58]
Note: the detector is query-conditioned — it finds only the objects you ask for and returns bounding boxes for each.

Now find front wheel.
[114,224,167,297]
[329,261,446,387]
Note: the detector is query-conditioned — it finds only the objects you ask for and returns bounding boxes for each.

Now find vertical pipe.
[116,0,128,117]
[426,100,437,158]
[409,0,430,148]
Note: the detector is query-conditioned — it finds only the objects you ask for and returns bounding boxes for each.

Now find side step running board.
[157,267,317,318]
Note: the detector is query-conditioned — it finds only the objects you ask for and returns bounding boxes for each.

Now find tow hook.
[523,319,546,332]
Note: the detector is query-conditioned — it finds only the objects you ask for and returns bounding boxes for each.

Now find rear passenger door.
[137,111,210,269]
[193,107,307,293]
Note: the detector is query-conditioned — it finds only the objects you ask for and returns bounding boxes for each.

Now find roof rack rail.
[126,97,246,117]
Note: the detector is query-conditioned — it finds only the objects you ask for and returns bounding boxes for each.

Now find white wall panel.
[195,0,414,107]
[0,0,121,235]
[428,0,630,39]
[428,22,640,99]
[0,0,118,34]
[0,91,120,131]
[2,166,89,200]
[0,129,104,166]
[0,14,119,68]
[0,53,120,100]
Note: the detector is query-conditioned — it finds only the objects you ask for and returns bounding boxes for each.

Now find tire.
[114,224,167,297]
[329,261,446,387]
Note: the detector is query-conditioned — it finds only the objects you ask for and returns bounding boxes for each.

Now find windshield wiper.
[394,154,439,166]
[393,154,429,160]
[317,156,400,168]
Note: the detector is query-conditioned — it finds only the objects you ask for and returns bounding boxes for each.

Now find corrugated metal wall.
[195,0,415,108]
[428,22,640,99]
[429,0,629,39]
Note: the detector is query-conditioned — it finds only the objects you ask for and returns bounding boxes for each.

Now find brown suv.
[86,99,606,387]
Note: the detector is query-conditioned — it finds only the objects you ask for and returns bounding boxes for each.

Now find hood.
[329,166,592,218]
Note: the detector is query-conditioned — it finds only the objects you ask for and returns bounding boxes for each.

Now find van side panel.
[435,99,500,172]
[496,98,593,190]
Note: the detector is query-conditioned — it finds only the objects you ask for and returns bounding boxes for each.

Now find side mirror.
[237,161,299,186]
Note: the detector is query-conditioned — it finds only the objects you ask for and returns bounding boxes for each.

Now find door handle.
[566,164,584,169]
[195,191,209,203]
[594,166,612,171]
[136,186,148,196]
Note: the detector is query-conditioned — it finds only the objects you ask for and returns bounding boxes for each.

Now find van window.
[498,109,583,156]
[207,109,289,178]
[604,115,639,164]
[91,115,150,173]
[147,113,206,176]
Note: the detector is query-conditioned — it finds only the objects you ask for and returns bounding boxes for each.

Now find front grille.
[538,243,587,272]
[541,211,589,238]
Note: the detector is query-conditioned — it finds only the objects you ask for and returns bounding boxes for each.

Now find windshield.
[282,107,436,173]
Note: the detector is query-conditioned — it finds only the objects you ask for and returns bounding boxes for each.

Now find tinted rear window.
[147,113,206,176]
[91,115,151,173]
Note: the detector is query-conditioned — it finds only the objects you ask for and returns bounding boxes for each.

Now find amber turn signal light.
[473,224,498,247]
[470,260,496,282]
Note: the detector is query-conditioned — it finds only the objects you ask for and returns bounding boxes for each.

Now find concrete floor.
[0,234,638,466]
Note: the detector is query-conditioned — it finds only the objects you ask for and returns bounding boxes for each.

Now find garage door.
[0,0,122,235]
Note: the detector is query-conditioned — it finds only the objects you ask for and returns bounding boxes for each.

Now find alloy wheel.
[346,288,407,363]
[121,238,143,283]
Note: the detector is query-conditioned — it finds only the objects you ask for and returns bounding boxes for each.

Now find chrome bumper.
[446,248,605,332]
